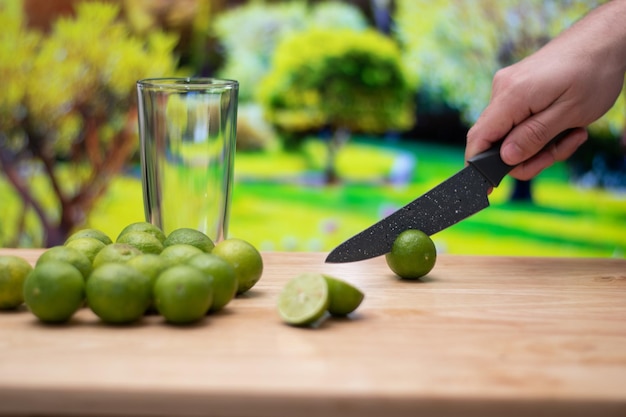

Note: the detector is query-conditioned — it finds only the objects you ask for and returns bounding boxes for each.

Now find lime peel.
[323,275,364,316]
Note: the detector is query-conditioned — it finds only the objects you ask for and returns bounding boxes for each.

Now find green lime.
[86,263,152,324]
[65,237,106,264]
[116,231,164,255]
[212,238,263,295]
[126,254,170,312]
[153,265,214,324]
[159,244,204,265]
[23,260,85,323]
[126,254,169,287]
[385,229,437,279]
[163,228,214,253]
[323,275,364,316]
[277,273,329,326]
[92,243,142,269]
[65,228,112,246]
[0,255,33,310]
[117,221,166,243]
[187,253,237,312]
[37,246,92,280]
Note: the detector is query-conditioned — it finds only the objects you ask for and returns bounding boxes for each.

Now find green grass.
[1,136,624,258]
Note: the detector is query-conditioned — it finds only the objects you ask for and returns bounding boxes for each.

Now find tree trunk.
[325,127,350,184]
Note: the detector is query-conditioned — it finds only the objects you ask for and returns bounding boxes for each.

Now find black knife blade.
[325,131,569,263]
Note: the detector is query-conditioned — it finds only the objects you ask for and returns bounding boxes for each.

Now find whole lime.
[117,221,166,243]
[65,228,112,246]
[0,255,33,310]
[159,244,204,266]
[163,228,214,253]
[37,246,92,280]
[23,260,85,323]
[212,238,263,295]
[187,253,237,312]
[65,237,106,264]
[385,229,437,279]
[92,243,142,269]
[153,265,214,324]
[86,263,152,324]
[126,254,169,288]
[117,231,164,255]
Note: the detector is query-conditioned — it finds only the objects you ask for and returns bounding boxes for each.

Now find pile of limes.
[0,222,263,325]
[1,223,437,329]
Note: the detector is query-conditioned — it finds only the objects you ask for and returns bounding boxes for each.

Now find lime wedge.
[277,273,329,326]
[323,275,364,316]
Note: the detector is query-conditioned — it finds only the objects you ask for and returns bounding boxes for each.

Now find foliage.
[394,0,624,136]
[257,25,415,183]
[259,27,415,134]
[0,0,181,247]
[120,0,214,72]
[213,1,369,102]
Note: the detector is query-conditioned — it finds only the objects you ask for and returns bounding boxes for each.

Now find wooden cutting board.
[1,249,625,417]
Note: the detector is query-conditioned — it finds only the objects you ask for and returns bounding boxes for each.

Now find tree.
[258,27,416,183]
[0,1,181,247]
[213,1,370,103]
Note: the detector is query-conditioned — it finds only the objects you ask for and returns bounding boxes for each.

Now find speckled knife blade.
[325,130,572,263]
[325,165,491,263]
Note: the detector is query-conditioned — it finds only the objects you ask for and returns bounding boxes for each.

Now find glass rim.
[137,77,238,90]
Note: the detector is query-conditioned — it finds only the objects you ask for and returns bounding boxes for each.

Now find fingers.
[508,127,588,180]
[465,64,560,163]
[465,73,530,162]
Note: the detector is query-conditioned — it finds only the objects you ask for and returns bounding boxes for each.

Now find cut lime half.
[277,273,329,326]
[324,275,364,316]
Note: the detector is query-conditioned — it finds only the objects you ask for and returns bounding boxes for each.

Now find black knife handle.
[467,129,573,187]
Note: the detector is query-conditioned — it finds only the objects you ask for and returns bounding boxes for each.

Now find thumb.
[499,105,573,166]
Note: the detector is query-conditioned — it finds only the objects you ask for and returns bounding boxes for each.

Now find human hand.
[466,1,626,180]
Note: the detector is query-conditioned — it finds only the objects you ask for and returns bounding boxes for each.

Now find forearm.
[465,0,626,180]
[554,0,626,74]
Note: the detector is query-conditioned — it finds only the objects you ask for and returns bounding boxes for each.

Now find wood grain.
[1,249,625,417]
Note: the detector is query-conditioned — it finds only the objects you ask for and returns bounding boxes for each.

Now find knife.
[325,131,570,263]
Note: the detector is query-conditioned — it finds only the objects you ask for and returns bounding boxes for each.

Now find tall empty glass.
[137,78,238,243]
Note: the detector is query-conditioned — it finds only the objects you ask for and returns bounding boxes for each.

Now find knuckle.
[519,119,551,150]
[492,66,523,93]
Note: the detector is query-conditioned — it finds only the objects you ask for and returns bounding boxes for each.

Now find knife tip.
[324,253,341,263]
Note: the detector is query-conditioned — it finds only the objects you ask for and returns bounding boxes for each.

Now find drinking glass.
[137,78,238,242]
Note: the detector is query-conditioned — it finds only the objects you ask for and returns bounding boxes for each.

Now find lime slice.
[323,275,364,316]
[385,229,437,279]
[277,273,329,326]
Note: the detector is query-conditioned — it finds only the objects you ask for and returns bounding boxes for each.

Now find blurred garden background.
[0,0,624,257]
